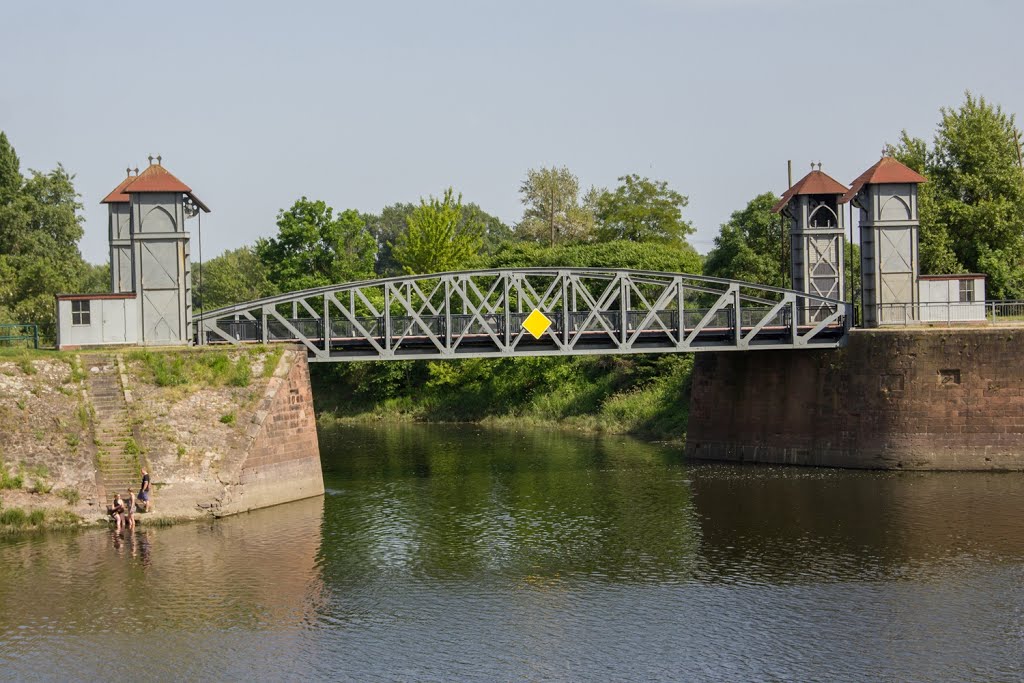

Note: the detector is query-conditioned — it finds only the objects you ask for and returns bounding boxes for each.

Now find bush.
[219,412,236,425]
[58,488,80,506]
[0,507,27,526]
[0,466,24,490]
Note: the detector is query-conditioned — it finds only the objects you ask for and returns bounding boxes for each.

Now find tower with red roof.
[842,157,927,327]
[772,163,849,323]
[98,156,210,345]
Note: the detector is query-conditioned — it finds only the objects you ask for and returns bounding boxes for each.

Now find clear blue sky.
[2,0,1021,264]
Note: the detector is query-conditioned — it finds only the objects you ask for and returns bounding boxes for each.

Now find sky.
[2,0,1022,265]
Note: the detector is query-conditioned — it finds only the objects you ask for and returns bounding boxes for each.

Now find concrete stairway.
[83,355,139,503]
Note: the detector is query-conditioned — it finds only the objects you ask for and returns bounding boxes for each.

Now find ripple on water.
[2,425,1024,681]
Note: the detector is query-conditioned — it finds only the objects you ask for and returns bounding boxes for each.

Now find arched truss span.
[195,268,851,361]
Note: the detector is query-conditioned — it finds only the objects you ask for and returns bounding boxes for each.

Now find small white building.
[918,274,987,323]
[56,158,208,350]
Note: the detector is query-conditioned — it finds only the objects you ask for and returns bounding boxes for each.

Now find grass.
[76,402,92,430]
[123,437,142,456]
[0,465,24,490]
[31,479,52,494]
[219,412,236,426]
[0,505,83,534]
[262,347,285,377]
[128,348,265,389]
[57,488,80,506]
[17,358,36,376]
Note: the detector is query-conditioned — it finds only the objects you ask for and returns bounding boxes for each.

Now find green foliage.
[594,174,694,243]
[129,349,258,388]
[366,202,416,277]
[0,132,20,198]
[123,438,141,456]
[17,358,35,375]
[75,402,91,430]
[31,479,52,494]
[219,412,236,425]
[79,262,110,293]
[313,353,694,440]
[0,505,81,532]
[0,156,94,338]
[391,188,484,274]
[0,464,23,490]
[228,355,252,387]
[704,192,787,287]
[517,166,595,245]
[0,508,27,526]
[198,246,276,311]
[256,197,376,292]
[888,93,1024,297]
[146,353,188,387]
[487,239,702,274]
[261,347,284,377]
[57,487,80,506]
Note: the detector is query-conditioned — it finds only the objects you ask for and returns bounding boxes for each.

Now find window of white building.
[71,300,91,326]
[959,279,975,303]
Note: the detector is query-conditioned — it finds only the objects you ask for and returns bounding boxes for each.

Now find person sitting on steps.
[108,493,125,531]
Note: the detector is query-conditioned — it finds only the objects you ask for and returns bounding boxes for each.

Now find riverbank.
[311,353,694,442]
[0,345,324,535]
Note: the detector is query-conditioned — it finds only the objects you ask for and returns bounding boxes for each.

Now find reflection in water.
[1,423,1023,681]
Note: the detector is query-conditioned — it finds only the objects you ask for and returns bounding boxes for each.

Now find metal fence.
[0,324,39,349]
[873,301,1024,326]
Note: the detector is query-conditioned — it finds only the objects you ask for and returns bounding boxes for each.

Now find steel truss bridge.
[196,268,851,362]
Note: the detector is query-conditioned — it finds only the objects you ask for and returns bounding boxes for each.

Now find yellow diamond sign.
[522,309,552,339]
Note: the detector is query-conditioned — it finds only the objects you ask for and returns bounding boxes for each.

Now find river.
[1,423,1022,681]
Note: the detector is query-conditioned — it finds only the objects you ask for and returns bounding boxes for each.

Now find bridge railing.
[196,268,851,361]
[874,300,1024,326]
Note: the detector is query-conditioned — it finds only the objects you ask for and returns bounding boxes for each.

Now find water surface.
[1,423,1022,681]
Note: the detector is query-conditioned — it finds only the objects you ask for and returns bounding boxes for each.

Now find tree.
[462,203,513,254]
[703,192,786,287]
[366,202,416,277]
[0,146,90,337]
[391,188,484,274]
[594,174,694,243]
[369,201,510,277]
[887,93,1024,297]
[0,132,20,199]
[486,239,702,274]
[255,197,376,292]
[80,262,110,293]
[517,166,594,245]
[197,246,276,311]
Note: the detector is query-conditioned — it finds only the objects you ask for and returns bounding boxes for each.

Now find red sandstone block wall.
[685,328,1024,470]
[234,353,325,510]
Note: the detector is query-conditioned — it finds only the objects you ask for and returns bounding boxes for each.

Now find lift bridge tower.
[772,163,849,323]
